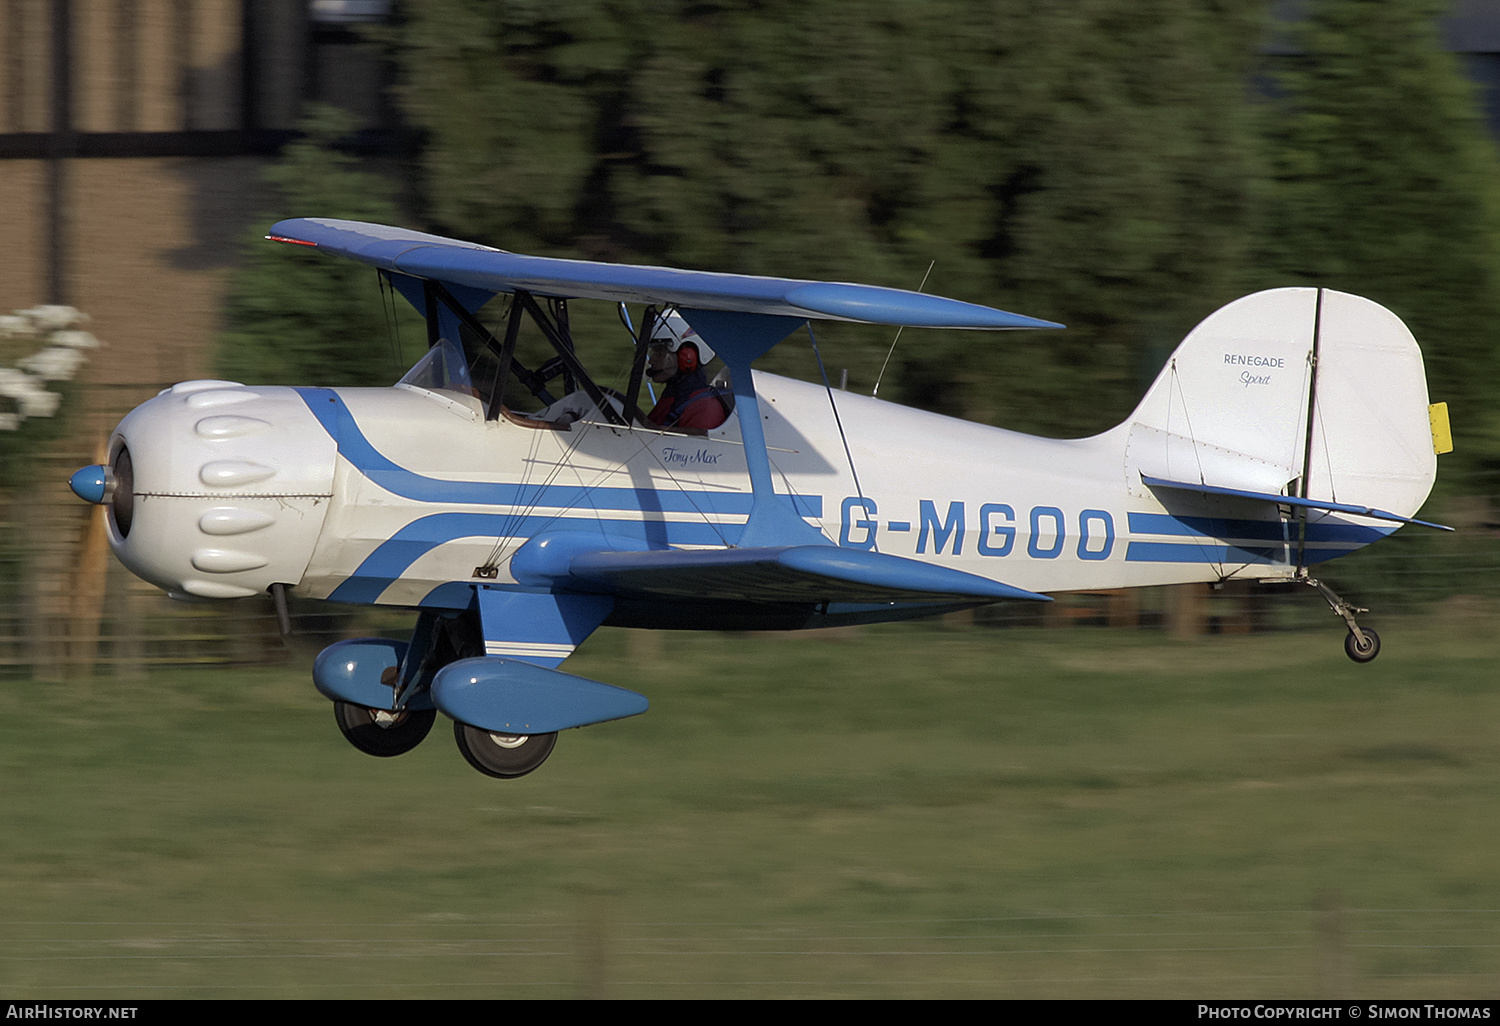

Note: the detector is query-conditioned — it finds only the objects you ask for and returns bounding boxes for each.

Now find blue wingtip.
[785,282,1064,330]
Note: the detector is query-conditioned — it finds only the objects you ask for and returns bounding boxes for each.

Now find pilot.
[644,312,731,431]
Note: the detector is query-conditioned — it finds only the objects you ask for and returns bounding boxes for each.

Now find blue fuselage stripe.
[296,387,822,517]
[1124,541,1283,564]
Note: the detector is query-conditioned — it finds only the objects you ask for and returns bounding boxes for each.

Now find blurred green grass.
[1,619,1497,998]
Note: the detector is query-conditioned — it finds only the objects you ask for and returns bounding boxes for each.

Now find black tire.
[453,722,558,779]
[1344,628,1381,664]
[333,701,436,757]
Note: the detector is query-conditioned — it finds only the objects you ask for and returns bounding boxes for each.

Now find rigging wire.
[482,421,593,570]
[1165,359,1224,572]
[807,323,874,551]
[871,260,935,398]
[481,415,738,574]
[479,334,738,569]
[378,271,406,376]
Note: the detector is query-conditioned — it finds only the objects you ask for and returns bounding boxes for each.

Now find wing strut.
[622,303,658,425]
[424,586,648,734]
[680,309,831,548]
[512,291,629,427]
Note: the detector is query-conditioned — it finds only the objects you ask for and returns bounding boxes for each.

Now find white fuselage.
[107,371,1356,612]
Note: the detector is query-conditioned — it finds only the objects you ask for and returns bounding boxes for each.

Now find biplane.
[69,218,1451,778]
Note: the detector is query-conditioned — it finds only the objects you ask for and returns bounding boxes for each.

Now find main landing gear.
[1303,576,1381,664]
[334,697,559,778]
[322,611,561,779]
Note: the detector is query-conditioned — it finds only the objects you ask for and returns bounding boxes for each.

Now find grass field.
[1,617,1497,998]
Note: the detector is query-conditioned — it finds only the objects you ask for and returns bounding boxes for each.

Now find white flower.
[49,329,100,350]
[0,368,59,416]
[20,346,85,381]
[21,305,85,331]
[0,315,34,339]
[18,388,59,417]
[0,307,97,429]
[0,368,37,396]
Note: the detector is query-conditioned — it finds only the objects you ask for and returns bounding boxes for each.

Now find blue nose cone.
[69,464,110,504]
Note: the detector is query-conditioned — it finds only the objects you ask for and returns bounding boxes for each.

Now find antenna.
[871,260,935,397]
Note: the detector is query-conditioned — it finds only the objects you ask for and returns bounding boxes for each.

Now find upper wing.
[268,218,1062,330]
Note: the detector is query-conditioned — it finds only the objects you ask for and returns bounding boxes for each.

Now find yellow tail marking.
[1429,402,1453,454]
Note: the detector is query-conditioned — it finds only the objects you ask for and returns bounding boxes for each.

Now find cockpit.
[394,282,732,434]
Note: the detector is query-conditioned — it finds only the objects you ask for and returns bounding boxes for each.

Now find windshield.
[394,292,633,427]
[398,337,473,394]
[398,334,506,413]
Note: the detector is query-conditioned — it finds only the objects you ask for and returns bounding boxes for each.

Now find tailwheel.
[334,701,436,757]
[1344,628,1381,664]
[453,722,557,779]
[1304,576,1381,665]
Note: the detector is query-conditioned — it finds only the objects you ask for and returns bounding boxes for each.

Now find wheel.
[453,722,558,779]
[333,701,436,757]
[1344,627,1381,664]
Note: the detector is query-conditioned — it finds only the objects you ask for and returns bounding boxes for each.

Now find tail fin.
[1124,288,1440,530]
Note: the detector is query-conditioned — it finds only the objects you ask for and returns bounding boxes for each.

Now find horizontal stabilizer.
[431,657,649,734]
[269,218,1062,330]
[1142,475,1452,531]
[554,544,1051,605]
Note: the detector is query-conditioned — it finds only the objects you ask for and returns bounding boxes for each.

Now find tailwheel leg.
[1302,576,1380,663]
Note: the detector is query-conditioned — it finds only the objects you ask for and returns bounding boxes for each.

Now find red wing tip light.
[265,234,318,247]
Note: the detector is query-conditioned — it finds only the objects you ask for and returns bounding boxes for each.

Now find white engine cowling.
[90,380,337,601]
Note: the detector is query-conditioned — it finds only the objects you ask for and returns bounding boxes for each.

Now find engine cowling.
[70,380,337,601]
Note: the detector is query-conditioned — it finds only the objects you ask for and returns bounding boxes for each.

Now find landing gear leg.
[1302,576,1380,663]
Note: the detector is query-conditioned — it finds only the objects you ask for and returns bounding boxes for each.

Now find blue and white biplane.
[69,218,1451,778]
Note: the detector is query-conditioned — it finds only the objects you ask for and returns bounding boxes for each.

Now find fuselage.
[101,370,1380,615]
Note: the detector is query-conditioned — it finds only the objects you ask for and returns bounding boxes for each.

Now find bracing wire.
[477,302,739,568]
[872,260,935,398]
[378,271,405,376]
[1165,359,1225,572]
[807,323,874,551]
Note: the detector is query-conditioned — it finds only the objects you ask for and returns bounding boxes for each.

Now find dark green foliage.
[391,0,1268,433]
[222,1,1500,456]
[217,106,425,388]
[941,1,1268,432]
[1261,0,1500,472]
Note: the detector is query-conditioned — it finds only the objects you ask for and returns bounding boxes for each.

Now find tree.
[1261,0,1500,472]
[216,106,424,388]
[389,1,1268,433]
